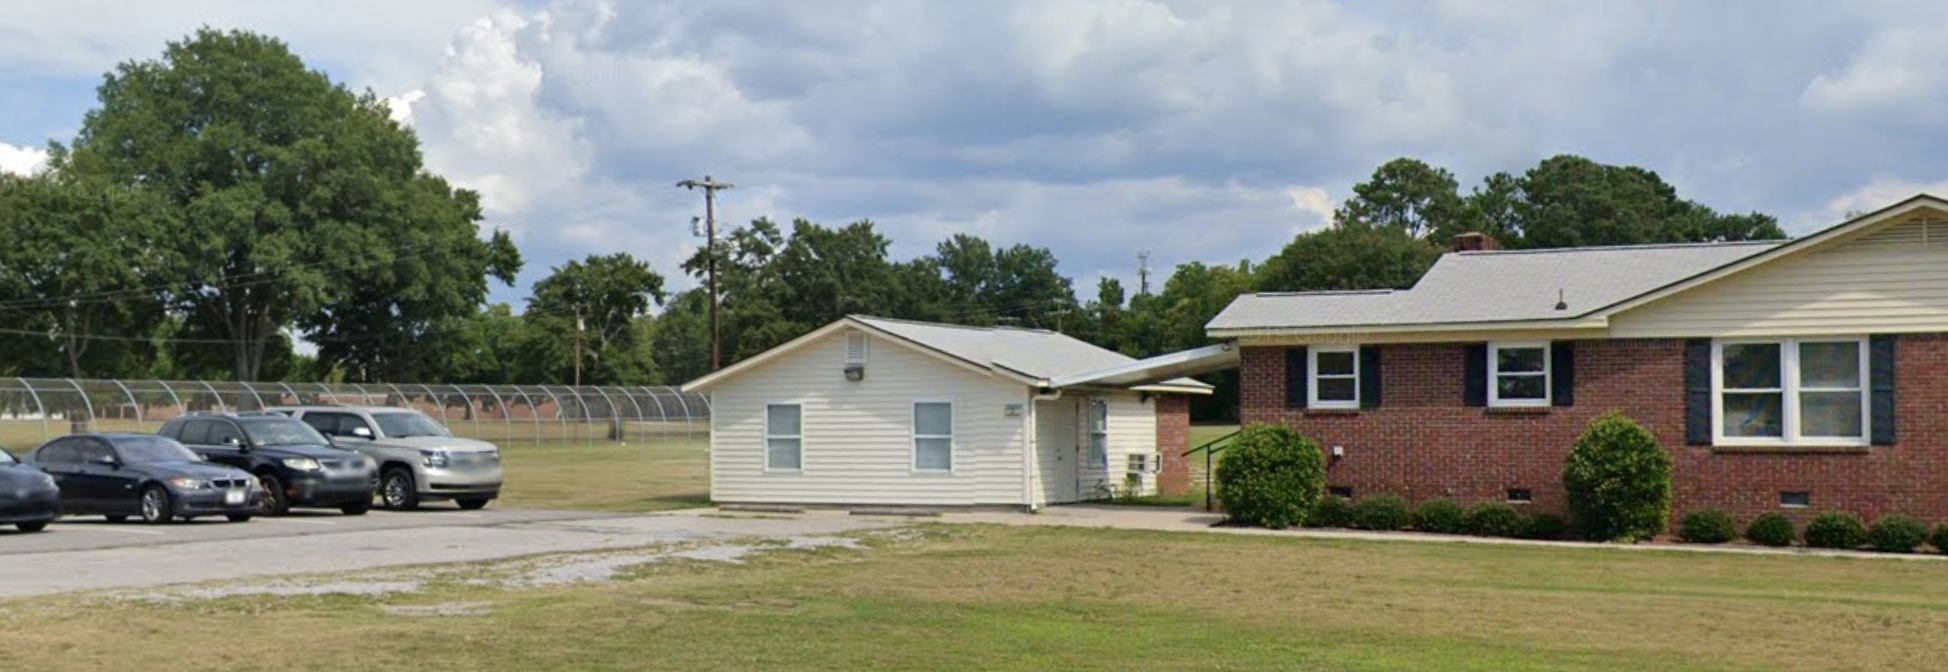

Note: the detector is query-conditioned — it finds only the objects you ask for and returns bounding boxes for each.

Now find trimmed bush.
[1678,509,1738,544]
[1214,424,1327,529]
[1465,502,1525,538]
[1412,500,1468,534]
[1803,512,1869,550]
[1352,495,1412,531]
[1521,513,1567,541]
[1932,524,1948,555]
[1307,496,1355,528]
[1744,513,1796,547]
[1561,412,1673,542]
[1868,516,1929,553]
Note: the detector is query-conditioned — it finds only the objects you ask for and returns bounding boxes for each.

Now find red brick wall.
[1239,336,1948,525]
[1156,394,1192,496]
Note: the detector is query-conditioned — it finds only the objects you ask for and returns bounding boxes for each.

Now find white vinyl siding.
[709,329,1028,506]
[1713,337,1868,447]
[1076,392,1159,500]
[1308,346,1359,409]
[1612,215,1948,337]
[1488,342,1550,408]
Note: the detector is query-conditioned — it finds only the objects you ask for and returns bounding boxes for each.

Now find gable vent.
[845,331,869,365]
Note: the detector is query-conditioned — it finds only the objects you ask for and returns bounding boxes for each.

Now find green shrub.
[1351,495,1411,531]
[1412,499,1468,534]
[1307,496,1355,528]
[1561,412,1673,542]
[1465,502,1525,538]
[1678,509,1738,544]
[1521,513,1567,541]
[1744,513,1796,547]
[1803,512,1868,550]
[1932,524,1948,554]
[1213,424,1327,529]
[1868,516,1929,553]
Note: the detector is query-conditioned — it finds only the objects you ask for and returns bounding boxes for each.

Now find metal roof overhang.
[1047,342,1239,391]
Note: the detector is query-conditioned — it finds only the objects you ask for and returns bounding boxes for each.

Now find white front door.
[1036,398,1079,503]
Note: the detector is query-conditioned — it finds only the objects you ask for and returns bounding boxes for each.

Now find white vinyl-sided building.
[682,316,1223,509]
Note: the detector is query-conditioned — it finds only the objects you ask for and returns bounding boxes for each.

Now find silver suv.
[267,406,502,511]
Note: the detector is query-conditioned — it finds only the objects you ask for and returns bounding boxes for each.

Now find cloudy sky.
[3,0,1945,306]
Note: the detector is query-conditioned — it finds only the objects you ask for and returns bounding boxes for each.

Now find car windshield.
[0,449,15,465]
[371,412,449,439]
[114,437,202,464]
[240,418,330,446]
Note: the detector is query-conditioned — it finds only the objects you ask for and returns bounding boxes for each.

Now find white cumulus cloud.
[0,142,48,175]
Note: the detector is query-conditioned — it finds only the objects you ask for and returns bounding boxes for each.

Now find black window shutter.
[1871,335,1897,446]
[1359,345,1382,409]
[1463,344,1488,407]
[1684,339,1712,446]
[1284,346,1308,409]
[1550,341,1575,407]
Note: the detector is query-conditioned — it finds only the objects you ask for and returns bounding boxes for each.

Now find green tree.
[1337,157,1470,239]
[0,173,171,378]
[1498,155,1786,248]
[56,28,519,380]
[524,254,667,385]
[1257,222,1441,293]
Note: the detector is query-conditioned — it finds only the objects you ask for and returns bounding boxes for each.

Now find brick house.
[1199,194,1948,524]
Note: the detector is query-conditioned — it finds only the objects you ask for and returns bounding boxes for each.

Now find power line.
[678,175,733,372]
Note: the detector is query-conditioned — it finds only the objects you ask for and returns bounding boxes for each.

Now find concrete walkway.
[937,504,1948,562]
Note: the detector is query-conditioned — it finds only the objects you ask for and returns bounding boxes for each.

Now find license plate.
[224,490,246,506]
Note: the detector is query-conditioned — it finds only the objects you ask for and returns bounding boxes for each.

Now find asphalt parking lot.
[0,508,901,598]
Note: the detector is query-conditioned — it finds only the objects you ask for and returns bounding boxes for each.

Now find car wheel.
[340,501,371,516]
[104,515,128,523]
[381,468,419,511]
[455,498,490,511]
[139,485,175,524]
[256,473,291,516]
[226,513,252,523]
[16,521,48,533]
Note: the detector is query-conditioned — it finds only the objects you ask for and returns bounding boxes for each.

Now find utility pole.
[1137,250,1153,296]
[679,175,734,371]
[573,307,584,388]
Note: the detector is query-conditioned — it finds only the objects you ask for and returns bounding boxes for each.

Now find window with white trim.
[845,331,868,365]
[1087,399,1109,470]
[1715,338,1866,445]
[765,404,802,471]
[1489,342,1550,407]
[913,402,953,472]
[1309,346,1359,408]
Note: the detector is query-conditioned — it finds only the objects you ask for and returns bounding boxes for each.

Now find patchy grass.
[495,438,709,512]
[6,524,1945,671]
[1188,423,1238,449]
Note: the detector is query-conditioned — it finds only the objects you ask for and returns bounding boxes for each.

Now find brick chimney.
[1453,232,1499,252]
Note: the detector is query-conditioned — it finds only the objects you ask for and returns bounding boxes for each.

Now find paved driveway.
[0,509,900,598]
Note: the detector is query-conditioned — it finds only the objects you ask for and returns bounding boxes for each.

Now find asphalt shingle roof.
[1207,241,1782,333]
[853,316,1210,389]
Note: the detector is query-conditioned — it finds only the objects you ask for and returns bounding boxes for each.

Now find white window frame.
[1308,345,1360,409]
[763,403,803,473]
[1712,337,1869,447]
[910,400,955,474]
[844,331,869,365]
[1488,341,1551,408]
[1087,399,1110,471]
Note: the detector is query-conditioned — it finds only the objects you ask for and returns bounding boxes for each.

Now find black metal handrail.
[1180,429,1239,511]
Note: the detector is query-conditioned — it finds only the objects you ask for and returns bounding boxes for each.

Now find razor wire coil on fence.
[0,378,709,447]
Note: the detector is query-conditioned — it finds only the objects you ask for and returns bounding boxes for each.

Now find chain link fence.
[0,378,709,448]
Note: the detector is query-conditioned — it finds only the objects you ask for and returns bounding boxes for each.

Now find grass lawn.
[5,524,1945,671]
[495,438,710,512]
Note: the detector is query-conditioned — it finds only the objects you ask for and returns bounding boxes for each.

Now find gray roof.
[853,316,1211,390]
[1208,241,1782,333]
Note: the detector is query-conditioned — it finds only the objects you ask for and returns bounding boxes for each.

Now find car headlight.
[419,449,449,468]
[167,477,208,490]
[281,457,322,471]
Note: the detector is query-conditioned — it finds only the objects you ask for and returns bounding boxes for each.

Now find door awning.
[1048,342,1240,391]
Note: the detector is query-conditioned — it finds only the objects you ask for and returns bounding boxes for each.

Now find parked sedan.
[0,447,60,532]
[26,434,258,524]
[158,413,377,516]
